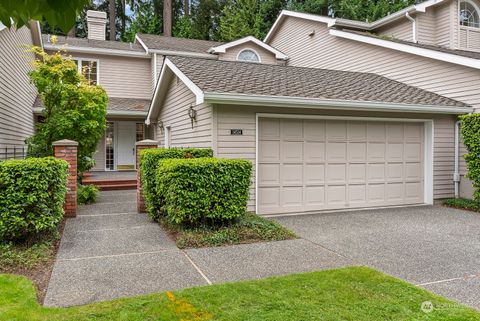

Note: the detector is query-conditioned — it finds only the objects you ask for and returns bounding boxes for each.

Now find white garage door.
[257,118,424,214]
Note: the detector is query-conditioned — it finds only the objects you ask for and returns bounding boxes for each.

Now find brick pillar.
[136,139,159,213]
[53,139,78,217]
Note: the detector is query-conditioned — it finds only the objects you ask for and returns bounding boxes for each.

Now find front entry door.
[117,121,136,170]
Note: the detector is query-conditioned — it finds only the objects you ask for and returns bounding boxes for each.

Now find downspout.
[454,120,461,198]
[405,12,417,43]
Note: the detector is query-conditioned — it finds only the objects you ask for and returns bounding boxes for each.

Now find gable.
[218,41,279,64]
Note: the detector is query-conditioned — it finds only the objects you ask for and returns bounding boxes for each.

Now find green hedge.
[460,113,480,201]
[140,148,213,219]
[0,157,68,241]
[156,158,252,225]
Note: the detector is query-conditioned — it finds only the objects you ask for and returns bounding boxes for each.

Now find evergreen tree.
[218,0,263,41]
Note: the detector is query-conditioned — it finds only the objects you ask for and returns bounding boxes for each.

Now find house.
[147,0,480,215]
[0,21,42,158]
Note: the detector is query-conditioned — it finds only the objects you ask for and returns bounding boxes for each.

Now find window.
[105,122,115,171]
[460,0,480,28]
[73,59,99,85]
[237,49,260,62]
[136,123,145,142]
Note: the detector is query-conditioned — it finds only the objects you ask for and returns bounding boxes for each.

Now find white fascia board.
[135,34,149,54]
[209,36,288,60]
[264,10,336,42]
[149,49,217,59]
[330,29,480,70]
[33,107,147,117]
[43,44,149,58]
[203,92,473,114]
[0,22,6,31]
[146,57,204,124]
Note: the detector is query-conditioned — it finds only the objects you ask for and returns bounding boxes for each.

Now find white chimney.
[87,10,107,41]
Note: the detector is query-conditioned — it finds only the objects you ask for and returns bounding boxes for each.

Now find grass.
[1,266,479,320]
[443,198,480,212]
[160,212,297,249]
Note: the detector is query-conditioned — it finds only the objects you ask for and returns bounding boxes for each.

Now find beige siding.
[218,42,278,65]
[215,106,457,211]
[376,19,413,42]
[0,27,36,148]
[155,77,212,148]
[92,133,106,171]
[435,1,454,47]
[416,9,436,45]
[459,27,480,50]
[47,51,153,99]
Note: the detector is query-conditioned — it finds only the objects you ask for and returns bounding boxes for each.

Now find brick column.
[53,139,78,217]
[136,139,159,213]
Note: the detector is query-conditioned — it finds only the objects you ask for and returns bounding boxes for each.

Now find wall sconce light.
[188,105,197,129]
[157,120,164,132]
[308,29,315,37]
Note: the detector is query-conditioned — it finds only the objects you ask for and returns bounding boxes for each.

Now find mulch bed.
[0,220,64,304]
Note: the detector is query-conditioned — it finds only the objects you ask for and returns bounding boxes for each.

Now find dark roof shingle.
[42,34,145,52]
[33,96,150,112]
[168,56,468,107]
[137,34,221,53]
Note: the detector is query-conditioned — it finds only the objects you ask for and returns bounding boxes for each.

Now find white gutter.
[149,49,217,59]
[454,120,461,198]
[329,29,480,70]
[43,44,150,58]
[33,107,147,117]
[405,12,417,43]
[204,92,473,114]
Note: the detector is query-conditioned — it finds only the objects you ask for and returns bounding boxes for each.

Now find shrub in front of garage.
[156,158,252,225]
[460,113,480,201]
[140,148,213,220]
[0,157,68,242]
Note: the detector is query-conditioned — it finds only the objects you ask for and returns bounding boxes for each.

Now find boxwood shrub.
[0,157,68,241]
[156,158,252,225]
[140,148,213,219]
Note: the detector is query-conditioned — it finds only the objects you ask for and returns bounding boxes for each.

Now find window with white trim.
[73,59,99,85]
[460,0,480,28]
[237,49,260,62]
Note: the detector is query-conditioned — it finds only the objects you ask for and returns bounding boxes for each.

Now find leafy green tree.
[331,0,415,22]
[27,42,108,175]
[122,0,162,42]
[0,0,89,32]
[218,0,263,41]
[288,0,329,15]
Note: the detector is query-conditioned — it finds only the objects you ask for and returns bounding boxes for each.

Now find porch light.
[157,120,164,131]
[188,105,197,129]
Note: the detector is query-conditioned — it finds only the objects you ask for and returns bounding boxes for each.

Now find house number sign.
[230,129,243,135]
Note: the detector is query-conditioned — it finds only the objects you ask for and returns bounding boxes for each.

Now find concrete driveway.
[273,205,480,310]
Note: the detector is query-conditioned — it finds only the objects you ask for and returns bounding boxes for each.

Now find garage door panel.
[258,164,280,186]
[259,118,280,139]
[326,142,347,162]
[326,121,347,140]
[282,164,303,185]
[327,164,346,183]
[304,142,325,162]
[283,141,303,163]
[305,164,325,184]
[257,118,425,214]
[259,140,280,162]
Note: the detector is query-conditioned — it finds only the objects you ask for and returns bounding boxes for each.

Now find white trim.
[0,22,6,31]
[329,29,480,70]
[204,92,473,114]
[164,126,171,147]
[236,48,262,63]
[153,53,158,87]
[135,34,149,54]
[254,113,435,213]
[146,57,204,124]
[149,49,217,59]
[36,21,44,49]
[43,43,149,58]
[459,0,480,28]
[73,57,100,85]
[209,36,288,60]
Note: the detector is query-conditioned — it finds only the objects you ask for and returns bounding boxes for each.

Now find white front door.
[117,121,136,170]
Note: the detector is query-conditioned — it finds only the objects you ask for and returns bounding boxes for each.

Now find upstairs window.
[73,59,99,85]
[237,49,260,63]
[460,0,480,28]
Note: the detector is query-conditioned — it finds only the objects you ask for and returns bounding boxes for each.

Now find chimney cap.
[87,10,107,19]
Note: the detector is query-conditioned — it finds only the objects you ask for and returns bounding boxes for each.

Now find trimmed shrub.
[460,113,480,201]
[140,148,213,220]
[77,184,98,205]
[156,158,252,225]
[0,157,68,241]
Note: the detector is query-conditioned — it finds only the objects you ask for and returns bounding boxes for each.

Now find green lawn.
[1,267,479,321]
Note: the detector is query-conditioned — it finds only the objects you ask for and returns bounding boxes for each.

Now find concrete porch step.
[83,179,137,191]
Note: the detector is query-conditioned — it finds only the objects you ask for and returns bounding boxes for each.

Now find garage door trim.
[255,113,434,214]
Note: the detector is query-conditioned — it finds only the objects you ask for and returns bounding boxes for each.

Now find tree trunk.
[184,0,189,17]
[163,0,172,37]
[109,0,116,40]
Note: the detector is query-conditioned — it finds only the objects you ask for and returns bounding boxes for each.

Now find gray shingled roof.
[137,33,221,53]
[33,96,150,112]
[42,34,145,52]
[168,56,468,107]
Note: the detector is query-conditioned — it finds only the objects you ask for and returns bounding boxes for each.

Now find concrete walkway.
[44,190,351,307]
